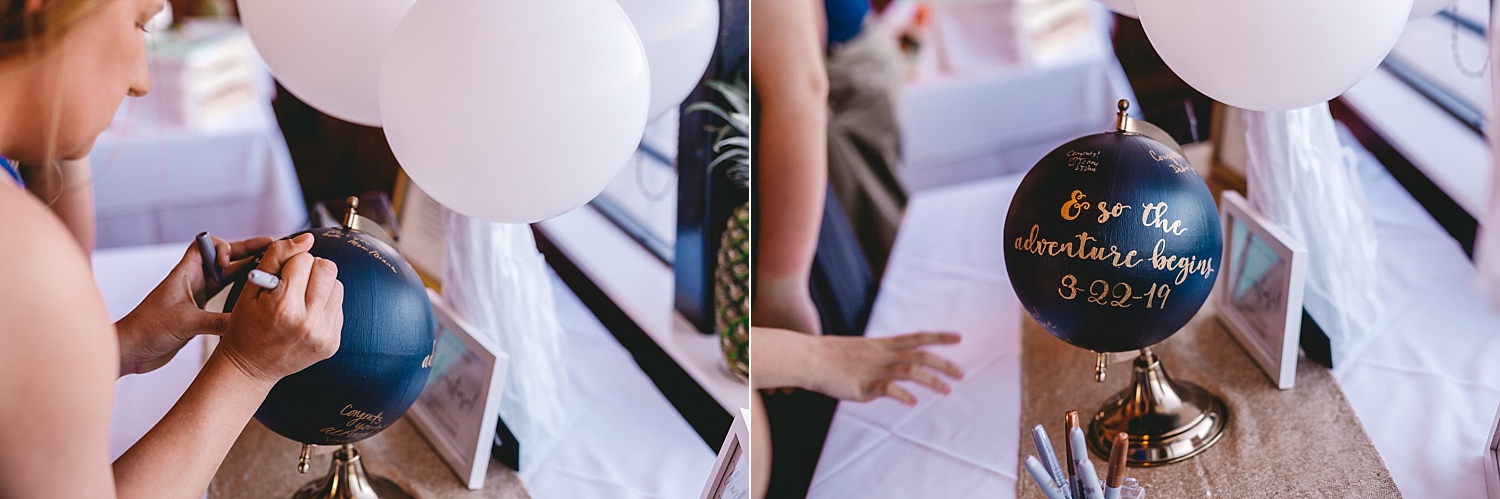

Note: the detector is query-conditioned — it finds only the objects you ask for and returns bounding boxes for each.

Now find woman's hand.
[806,332,965,405]
[115,235,273,376]
[216,234,344,383]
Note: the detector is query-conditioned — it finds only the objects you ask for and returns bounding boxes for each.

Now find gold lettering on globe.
[1012,188,1216,311]
[317,403,391,440]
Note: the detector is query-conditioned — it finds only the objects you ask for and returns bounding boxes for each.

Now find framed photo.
[393,171,447,290]
[408,289,511,490]
[1216,191,1307,390]
[1487,402,1500,499]
[699,408,751,499]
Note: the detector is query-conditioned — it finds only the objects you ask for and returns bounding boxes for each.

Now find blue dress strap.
[0,156,22,188]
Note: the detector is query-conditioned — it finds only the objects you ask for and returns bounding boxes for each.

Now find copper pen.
[1104,432,1128,499]
[1065,411,1081,499]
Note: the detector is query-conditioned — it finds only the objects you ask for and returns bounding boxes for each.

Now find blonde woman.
[0,1,344,497]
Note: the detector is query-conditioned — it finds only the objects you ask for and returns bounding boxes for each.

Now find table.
[896,4,1138,192]
[210,420,529,498]
[89,78,306,249]
[810,127,1500,497]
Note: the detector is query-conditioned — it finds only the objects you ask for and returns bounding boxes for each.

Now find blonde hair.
[0,0,109,204]
[0,0,107,60]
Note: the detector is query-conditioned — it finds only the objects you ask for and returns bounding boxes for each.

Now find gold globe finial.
[1116,99,1131,132]
[343,196,360,229]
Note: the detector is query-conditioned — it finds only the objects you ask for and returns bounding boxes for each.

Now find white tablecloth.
[811,129,1500,497]
[90,99,307,249]
[897,5,1137,192]
[96,245,714,498]
[1335,125,1500,499]
[809,175,1025,498]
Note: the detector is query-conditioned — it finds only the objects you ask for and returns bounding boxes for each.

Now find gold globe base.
[1087,347,1228,467]
[291,445,413,499]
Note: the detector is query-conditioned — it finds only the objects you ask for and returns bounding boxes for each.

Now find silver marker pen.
[1070,427,1105,499]
[247,269,280,290]
[195,232,222,283]
[1032,425,1072,499]
[1025,455,1069,499]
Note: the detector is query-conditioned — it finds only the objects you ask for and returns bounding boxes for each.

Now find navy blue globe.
[1003,131,1221,353]
[230,226,435,445]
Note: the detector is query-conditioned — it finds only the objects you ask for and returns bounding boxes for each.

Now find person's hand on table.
[217,233,344,383]
[114,234,273,376]
[752,326,965,405]
[808,332,965,405]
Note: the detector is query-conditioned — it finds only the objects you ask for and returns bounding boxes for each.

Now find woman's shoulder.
[0,184,113,350]
[0,185,94,278]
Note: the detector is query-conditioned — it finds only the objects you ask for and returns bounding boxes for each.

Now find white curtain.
[441,209,569,474]
[1243,103,1382,369]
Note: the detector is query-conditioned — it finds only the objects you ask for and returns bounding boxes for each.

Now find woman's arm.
[114,234,343,498]
[0,186,120,498]
[19,158,96,256]
[0,187,342,498]
[751,0,829,335]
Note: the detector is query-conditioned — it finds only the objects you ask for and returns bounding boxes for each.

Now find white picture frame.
[699,408,751,499]
[1487,402,1500,499]
[407,289,511,490]
[1216,191,1307,390]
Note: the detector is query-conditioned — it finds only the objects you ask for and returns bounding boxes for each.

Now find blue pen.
[1032,425,1072,499]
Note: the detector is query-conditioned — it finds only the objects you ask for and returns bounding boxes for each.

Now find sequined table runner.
[210,418,530,498]
[1018,308,1400,498]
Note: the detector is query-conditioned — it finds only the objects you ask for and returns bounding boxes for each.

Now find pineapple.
[690,72,750,382]
[716,202,750,381]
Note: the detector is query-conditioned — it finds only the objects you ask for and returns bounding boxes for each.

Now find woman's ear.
[24,0,44,14]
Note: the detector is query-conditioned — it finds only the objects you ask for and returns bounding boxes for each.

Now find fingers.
[910,350,965,380]
[277,253,314,300]
[878,381,918,406]
[305,258,339,310]
[198,311,231,336]
[226,236,274,261]
[896,363,952,395]
[254,233,315,276]
[887,331,962,349]
[314,280,345,360]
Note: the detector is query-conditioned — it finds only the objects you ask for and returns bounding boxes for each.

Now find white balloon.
[616,0,720,120]
[1409,0,1457,20]
[238,0,416,126]
[380,0,650,223]
[1098,0,1138,19]
[1136,0,1410,111]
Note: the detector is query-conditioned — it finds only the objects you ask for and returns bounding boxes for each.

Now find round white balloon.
[1136,0,1410,111]
[1409,0,1457,19]
[616,0,720,120]
[238,0,416,126]
[380,0,650,223]
[1098,0,1138,19]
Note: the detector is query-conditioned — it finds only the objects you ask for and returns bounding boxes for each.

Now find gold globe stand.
[291,445,414,499]
[1086,347,1228,466]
